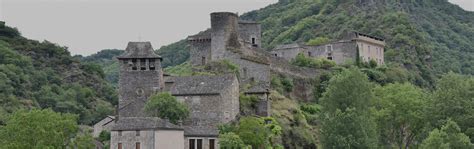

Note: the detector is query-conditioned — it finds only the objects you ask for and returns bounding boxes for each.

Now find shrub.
[144,92,189,124]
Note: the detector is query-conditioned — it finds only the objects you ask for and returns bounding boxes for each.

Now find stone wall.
[270,56,321,79]
[211,12,240,60]
[306,41,358,64]
[355,40,384,65]
[155,130,185,149]
[271,47,305,61]
[189,40,212,66]
[238,22,262,48]
[93,116,115,137]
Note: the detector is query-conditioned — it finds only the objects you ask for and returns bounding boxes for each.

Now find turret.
[210,12,241,60]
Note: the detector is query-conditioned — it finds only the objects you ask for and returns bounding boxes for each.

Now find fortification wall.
[189,40,211,66]
[211,12,240,60]
[238,22,262,48]
[270,56,321,79]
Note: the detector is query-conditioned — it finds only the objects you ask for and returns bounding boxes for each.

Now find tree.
[144,92,189,124]
[428,72,474,142]
[219,132,247,149]
[236,116,282,149]
[420,120,473,149]
[373,83,427,148]
[0,109,78,148]
[320,67,378,148]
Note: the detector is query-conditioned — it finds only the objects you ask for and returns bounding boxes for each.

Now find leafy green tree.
[320,67,378,148]
[219,132,247,149]
[237,116,282,149]
[428,72,474,141]
[144,92,190,124]
[69,131,95,149]
[0,109,78,148]
[98,130,111,142]
[373,83,427,148]
[420,120,473,149]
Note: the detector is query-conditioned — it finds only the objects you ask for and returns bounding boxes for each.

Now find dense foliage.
[0,25,117,125]
[0,109,80,148]
[144,92,190,124]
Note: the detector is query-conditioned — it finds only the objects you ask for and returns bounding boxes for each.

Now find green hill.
[0,25,117,125]
[241,0,474,86]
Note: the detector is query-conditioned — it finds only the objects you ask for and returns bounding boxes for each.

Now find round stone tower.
[210,12,240,60]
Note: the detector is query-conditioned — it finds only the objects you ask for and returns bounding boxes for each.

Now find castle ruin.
[106,11,385,149]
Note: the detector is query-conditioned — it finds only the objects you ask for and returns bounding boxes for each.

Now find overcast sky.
[0,0,472,56]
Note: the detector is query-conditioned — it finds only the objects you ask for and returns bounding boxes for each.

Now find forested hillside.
[241,0,474,86]
[0,24,117,125]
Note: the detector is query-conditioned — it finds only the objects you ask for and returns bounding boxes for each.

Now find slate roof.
[117,42,162,59]
[170,74,237,96]
[112,117,183,131]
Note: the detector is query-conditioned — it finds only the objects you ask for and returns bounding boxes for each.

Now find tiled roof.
[117,42,162,59]
[170,74,237,95]
[112,117,183,131]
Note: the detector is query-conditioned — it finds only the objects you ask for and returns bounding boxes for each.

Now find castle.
[103,12,385,149]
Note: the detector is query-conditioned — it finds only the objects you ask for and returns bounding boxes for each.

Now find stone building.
[167,74,240,149]
[188,12,271,85]
[271,32,386,65]
[110,41,242,149]
[111,42,185,149]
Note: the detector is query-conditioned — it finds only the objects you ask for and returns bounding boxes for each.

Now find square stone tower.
[116,42,164,117]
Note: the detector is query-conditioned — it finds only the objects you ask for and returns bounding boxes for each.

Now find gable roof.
[117,42,162,59]
[112,117,183,131]
[170,74,237,96]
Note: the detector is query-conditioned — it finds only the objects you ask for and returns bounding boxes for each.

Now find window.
[308,51,312,57]
[132,59,137,70]
[368,46,371,53]
[202,57,206,65]
[326,45,333,52]
[118,130,122,136]
[140,59,146,70]
[136,130,140,136]
[149,59,156,70]
[122,59,128,64]
[209,139,215,149]
[274,53,278,57]
[189,139,203,149]
[327,57,333,60]
[251,38,256,45]
[243,68,248,78]
[118,143,122,149]
[136,142,140,149]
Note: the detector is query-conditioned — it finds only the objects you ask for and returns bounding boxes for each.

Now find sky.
[0,0,472,56]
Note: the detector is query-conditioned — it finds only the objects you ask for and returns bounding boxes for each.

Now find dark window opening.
[136,130,140,136]
[149,59,156,70]
[327,57,333,60]
[250,77,255,82]
[140,59,146,70]
[118,130,122,136]
[189,139,195,149]
[243,68,248,78]
[132,59,137,70]
[209,139,215,149]
[252,38,256,44]
[136,142,140,149]
[274,54,278,57]
[308,52,312,57]
[197,139,202,149]
[118,143,122,149]
[202,57,206,65]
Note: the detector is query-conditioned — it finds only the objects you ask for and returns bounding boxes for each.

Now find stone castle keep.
[103,12,385,149]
